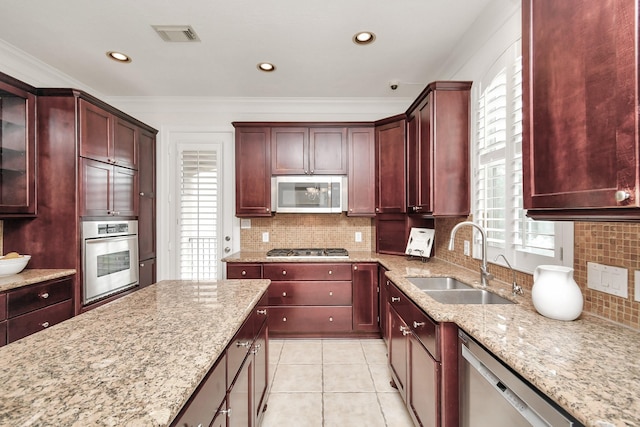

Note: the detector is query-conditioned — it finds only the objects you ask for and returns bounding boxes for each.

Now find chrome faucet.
[494,254,524,296]
[448,221,493,287]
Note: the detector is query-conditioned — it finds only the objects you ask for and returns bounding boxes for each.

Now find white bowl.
[0,255,31,276]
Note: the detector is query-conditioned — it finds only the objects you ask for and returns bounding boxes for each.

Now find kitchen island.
[0,278,269,426]
[225,251,640,427]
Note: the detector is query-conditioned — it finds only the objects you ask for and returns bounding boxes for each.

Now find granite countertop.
[0,269,77,292]
[225,251,640,427]
[0,278,270,426]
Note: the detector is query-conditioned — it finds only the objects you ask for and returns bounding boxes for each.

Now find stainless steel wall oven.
[82,220,139,305]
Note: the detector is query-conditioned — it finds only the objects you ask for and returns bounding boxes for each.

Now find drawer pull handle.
[220,408,233,418]
[236,341,251,348]
[41,322,50,328]
[391,296,400,303]
[257,309,267,315]
[400,325,410,336]
[413,321,425,328]
[39,292,50,299]
[282,317,287,322]
[242,270,247,276]
[282,292,287,297]
[329,291,333,296]
[329,317,333,322]
[282,270,287,276]
[251,343,262,354]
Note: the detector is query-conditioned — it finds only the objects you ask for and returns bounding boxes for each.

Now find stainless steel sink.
[424,289,514,305]
[407,277,474,290]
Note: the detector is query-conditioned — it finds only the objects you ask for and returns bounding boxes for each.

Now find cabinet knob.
[282,317,287,322]
[282,270,287,276]
[266,208,270,212]
[257,309,267,315]
[615,190,631,202]
[329,291,333,296]
[391,296,400,303]
[140,263,145,268]
[413,321,425,328]
[353,265,358,271]
[139,192,145,196]
[241,270,247,276]
[39,292,50,299]
[329,317,333,322]
[41,322,50,328]
[328,270,333,275]
[282,291,287,297]
[375,207,379,212]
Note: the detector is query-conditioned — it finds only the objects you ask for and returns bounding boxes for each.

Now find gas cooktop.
[266,248,349,258]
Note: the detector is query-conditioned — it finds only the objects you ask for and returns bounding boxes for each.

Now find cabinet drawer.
[7,299,73,343]
[268,281,352,305]
[0,293,6,321]
[226,317,255,386]
[227,264,262,279]
[8,278,73,318]
[407,304,439,361]
[173,354,226,427]
[264,263,352,281]
[268,306,352,333]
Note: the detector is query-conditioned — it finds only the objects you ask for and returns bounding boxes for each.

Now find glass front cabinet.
[0,74,36,216]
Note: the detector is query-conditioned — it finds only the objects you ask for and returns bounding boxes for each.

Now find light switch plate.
[587,262,628,298]
[355,232,362,242]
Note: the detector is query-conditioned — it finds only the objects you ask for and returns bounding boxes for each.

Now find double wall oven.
[82,220,139,305]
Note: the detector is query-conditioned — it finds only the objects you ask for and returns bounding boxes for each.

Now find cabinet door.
[79,99,113,163]
[388,305,408,400]
[309,127,347,174]
[375,118,406,213]
[523,0,640,218]
[113,117,138,169]
[408,334,440,427]
[271,127,308,174]
[228,356,253,427]
[352,263,379,332]
[379,269,390,344]
[80,158,112,216]
[139,258,156,288]
[235,127,272,217]
[406,110,420,211]
[0,79,36,216]
[138,129,156,260]
[113,166,137,216]
[347,127,376,216]
[253,320,268,425]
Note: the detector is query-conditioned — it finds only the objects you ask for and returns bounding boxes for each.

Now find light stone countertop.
[225,251,640,427]
[0,269,76,292]
[0,279,270,427]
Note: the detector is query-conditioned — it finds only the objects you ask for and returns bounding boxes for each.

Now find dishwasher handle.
[461,344,550,427]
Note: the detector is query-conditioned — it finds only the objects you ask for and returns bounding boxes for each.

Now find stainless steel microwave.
[271,176,347,213]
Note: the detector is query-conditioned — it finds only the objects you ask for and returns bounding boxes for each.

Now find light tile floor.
[262,339,415,427]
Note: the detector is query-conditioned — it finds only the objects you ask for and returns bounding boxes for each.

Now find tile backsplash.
[240,214,375,252]
[435,217,640,330]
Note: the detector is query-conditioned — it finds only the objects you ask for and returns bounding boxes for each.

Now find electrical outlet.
[587,262,628,298]
[355,232,362,242]
[262,232,269,243]
[463,240,470,256]
[240,219,251,229]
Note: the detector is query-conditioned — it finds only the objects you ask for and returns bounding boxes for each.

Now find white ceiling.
[0,0,493,98]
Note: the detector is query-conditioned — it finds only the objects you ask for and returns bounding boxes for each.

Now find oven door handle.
[85,235,137,243]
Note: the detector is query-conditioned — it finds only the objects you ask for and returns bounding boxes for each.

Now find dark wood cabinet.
[271,126,347,175]
[113,116,138,170]
[80,158,137,217]
[227,263,262,279]
[523,0,640,220]
[352,263,378,332]
[138,258,156,288]
[138,127,156,285]
[375,116,407,214]
[406,81,471,216]
[379,268,390,345]
[347,127,376,216]
[0,73,37,217]
[375,214,434,255]
[234,125,272,217]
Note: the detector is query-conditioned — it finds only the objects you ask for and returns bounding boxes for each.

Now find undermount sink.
[424,289,515,305]
[407,276,474,290]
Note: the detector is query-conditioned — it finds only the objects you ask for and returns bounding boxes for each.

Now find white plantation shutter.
[179,150,219,280]
[474,40,572,273]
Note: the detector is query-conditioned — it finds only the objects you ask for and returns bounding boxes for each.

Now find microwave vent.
[152,25,200,42]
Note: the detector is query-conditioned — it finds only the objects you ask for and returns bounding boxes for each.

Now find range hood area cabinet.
[0,72,37,217]
[233,122,376,217]
[523,0,640,221]
[3,88,157,314]
[406,81,471,217]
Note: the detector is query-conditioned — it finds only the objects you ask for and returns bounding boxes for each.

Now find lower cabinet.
[1,276,74,346]
[387,280,458,427]
[172,293,268,427]
[139,258,156,288]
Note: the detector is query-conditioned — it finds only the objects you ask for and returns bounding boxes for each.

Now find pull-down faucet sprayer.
[448,221,493,287]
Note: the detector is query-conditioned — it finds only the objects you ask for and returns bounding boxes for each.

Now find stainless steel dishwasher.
[459,330,578,426]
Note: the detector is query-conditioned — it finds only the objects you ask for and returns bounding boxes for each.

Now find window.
[474,40,573,273]
[178,149,220,280]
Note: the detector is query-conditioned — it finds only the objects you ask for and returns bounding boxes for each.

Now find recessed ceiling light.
[353,31,376,45]
[257,62,276,72]
[106,51,132,63]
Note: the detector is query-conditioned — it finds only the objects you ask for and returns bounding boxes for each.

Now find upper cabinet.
[271,126,347,175]
[523,0,640,220]
[347,127,375,216]
[375,116,407,214]
[406,81,471,217]
[234,125,272,217]
[0,73,37,217]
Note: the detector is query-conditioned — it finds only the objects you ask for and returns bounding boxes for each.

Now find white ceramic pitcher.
[532,265,583,321]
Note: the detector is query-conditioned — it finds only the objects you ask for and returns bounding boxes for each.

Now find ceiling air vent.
[152,25,200,42]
